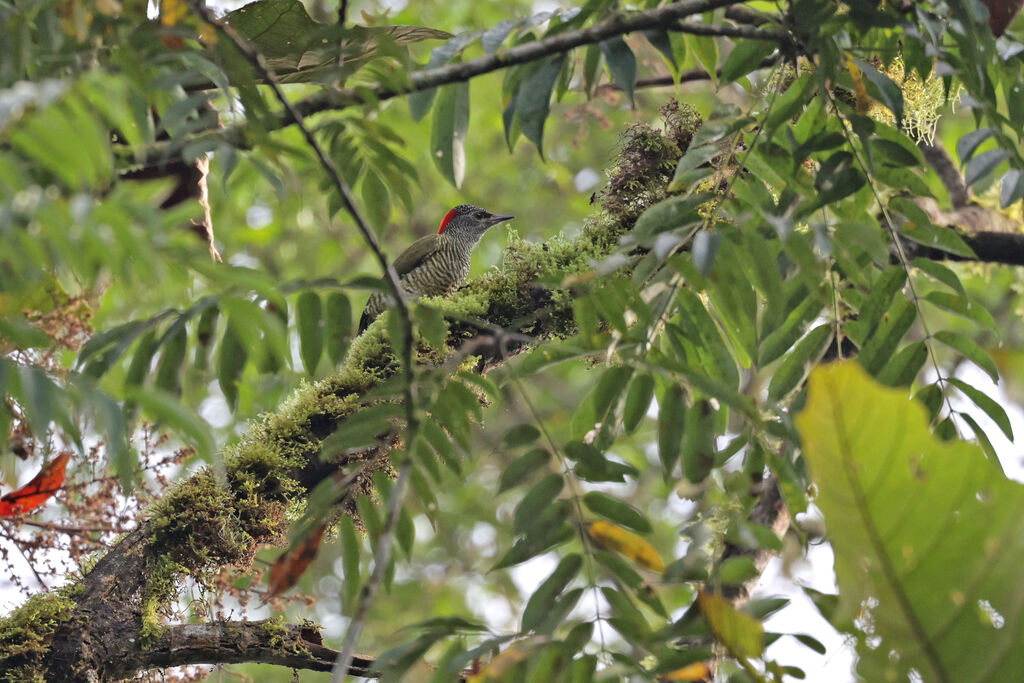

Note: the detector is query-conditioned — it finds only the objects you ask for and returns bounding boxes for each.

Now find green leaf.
[964,149,1011,188]
[503,424,540,448]
[720,39,776,85]
[154,326,187,396]
[593,366,632,423]
[719,556,759,585]
[924,291,997,331]
[513,474,563,534]
[339,515,360,604]
[499,447,549,493]
[1001,168,1024,209]
[414,303,448,351]
[322,404,404,455]
[0,317,52,349]
[689,34,718,88]
[194,306,219,370]
[768,324,833,400]
[876,341,928,387]
[699,591,764,659]
[934,331,999,383]
[494,520,574,570]
[360,171,390,229]
[623,373,655,433]
[947,377,1013,440]
[682,399,716,483]
[759,293,822,365]
[223,1,450,84]
[912,258,966,296]
[522,554,582,632]
[794,633,827,655]
[632,193,709,243]
[797,362,1024,681]
[397,505,415,559]
[813,151,865,206]
[583,492,651,533]
[853,59,903,126]
[79,319,151,378]
[127,386,215,461]
[324,291,352,365]
[124,330,159,391]
[956,127,996,164]
[515,54,565,158]
[598,37,637,104]
[872,138,920,167]
[431,80,470,188]
[642,30,677,70]
[582,43,602,97]
[764,74,815,134]
[296,291,323,376]
[858,298,917,375]
[217,322,247,411]
[658,385,686,475]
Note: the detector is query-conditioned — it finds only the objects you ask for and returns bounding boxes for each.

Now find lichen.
[867,55,962,144]
[0,584,81,682]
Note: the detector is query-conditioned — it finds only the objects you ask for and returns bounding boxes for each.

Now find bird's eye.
[474,212,486,219]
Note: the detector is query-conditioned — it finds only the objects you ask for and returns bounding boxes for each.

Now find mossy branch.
[14,103,702,682]
[110,620,375,678]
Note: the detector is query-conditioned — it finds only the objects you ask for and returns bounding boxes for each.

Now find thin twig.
[13,518,113,534]
[672,21,790,42]
[504,366,611,661]
[825,87,961,439]
[337,0,348,69]
[329,459,413,681]
[185,4,422,680]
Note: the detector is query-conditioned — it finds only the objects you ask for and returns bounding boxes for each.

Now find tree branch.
[918,141,970,208]
[112,620,375,677]
[671,21,790,41]
[137,0,753,158]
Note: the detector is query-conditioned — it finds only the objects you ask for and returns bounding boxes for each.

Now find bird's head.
[437,204,514,239]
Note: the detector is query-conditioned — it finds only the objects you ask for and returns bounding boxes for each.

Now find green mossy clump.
[148,470,249,570]
[0,585,81,682]
[596,100,700,231]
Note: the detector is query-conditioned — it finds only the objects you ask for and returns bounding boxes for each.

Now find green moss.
[261,615,290,649]
[139,554,180,643]
[0,585,81,682]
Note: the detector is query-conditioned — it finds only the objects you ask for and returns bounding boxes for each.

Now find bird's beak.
[488,214,514,227]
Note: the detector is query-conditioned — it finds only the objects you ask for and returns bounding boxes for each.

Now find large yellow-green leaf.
[797,362,1024,682]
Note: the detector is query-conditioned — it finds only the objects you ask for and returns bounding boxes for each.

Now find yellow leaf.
[95,0,122,16]
[160,0,188,27]
[466,641,531,682]
[588,520,664,572]
[844,52,872,114]
[198,22,218,46]
[698,590,764,660]
[661,661,711,681]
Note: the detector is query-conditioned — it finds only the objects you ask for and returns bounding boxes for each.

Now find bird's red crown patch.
[438,208,457,233]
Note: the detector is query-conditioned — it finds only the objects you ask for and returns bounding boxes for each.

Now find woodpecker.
[358,204,514,333]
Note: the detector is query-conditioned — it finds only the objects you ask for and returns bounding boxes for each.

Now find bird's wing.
[391,234,443,277]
